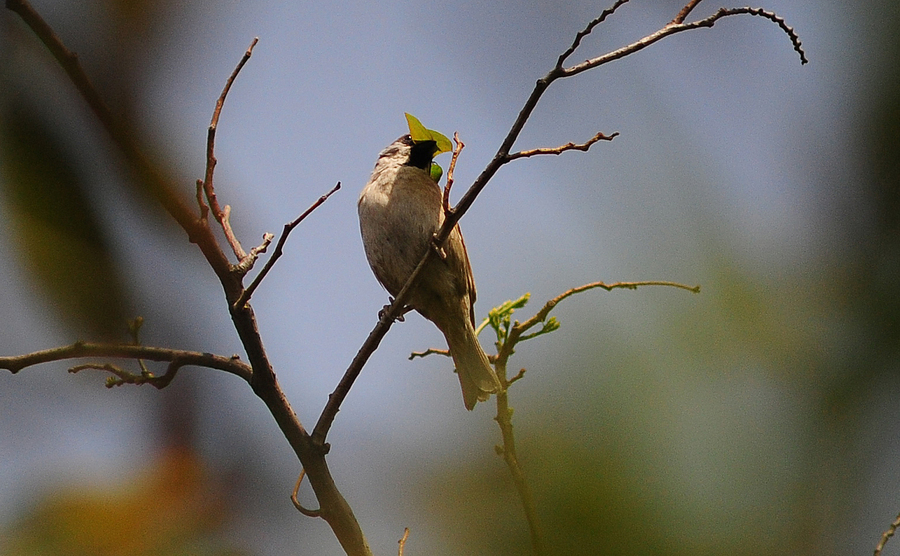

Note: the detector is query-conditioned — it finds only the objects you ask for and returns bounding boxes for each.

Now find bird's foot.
[379,298,412,322]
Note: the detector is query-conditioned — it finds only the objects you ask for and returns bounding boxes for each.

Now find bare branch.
[563,6,807,78]
[508,368,527,386]
[398,528,410,556]
[408,348,450,360]
[234,182,341,310]
[201,37,259,262]
[0,342,252,381]
[671,0,704,25]
[557,0,633,68]
[875,511,900,556]
[506,131,619,161]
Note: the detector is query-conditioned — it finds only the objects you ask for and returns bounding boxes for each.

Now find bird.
[358,133,501,410]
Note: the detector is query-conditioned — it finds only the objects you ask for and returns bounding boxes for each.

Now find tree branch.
[875,511,900,556]
[201,37,259,264]
[511,280,699,345]
[234,182,341,311]
[0,342,252,381]
[442,132,465,212]
[506,131,619,161]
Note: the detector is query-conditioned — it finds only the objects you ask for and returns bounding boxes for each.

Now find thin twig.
[291,469,323,518]
[557,0,633,68]
[69,359,183,389]
[875,512,900,556]
[201,37,259,261]
[398,528,410,556]
[408,348,450,360]
[671,0,704,24]
[508,368,527,386]
[506,131,619,161]
[233,232,275,275]
[234,182,341,311]
[513,280,699,340]
[442,132,465,212]
[563,6,807,79]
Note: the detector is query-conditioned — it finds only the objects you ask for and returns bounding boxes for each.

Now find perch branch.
[313,0,799,446]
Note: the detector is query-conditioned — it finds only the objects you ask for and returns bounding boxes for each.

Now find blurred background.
[0,1,895,554]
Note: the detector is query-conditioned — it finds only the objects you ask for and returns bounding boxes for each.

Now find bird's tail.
[445,319,501,410]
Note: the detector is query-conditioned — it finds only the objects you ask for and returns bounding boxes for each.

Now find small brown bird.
[358,134,500,409]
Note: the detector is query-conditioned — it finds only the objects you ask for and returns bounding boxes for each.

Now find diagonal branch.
[875,511,900,556]
[672,0,705,25]
[234,182,341,311]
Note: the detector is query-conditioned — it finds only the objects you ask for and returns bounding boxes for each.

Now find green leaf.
[430,162,443,183]
[405,113,452,155]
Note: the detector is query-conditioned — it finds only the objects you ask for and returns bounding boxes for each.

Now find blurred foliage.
[1,448,246,556]
[0,99,129,338]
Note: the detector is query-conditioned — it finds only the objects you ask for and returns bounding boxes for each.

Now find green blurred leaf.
[0,100,130,338]
[429,162,443,183]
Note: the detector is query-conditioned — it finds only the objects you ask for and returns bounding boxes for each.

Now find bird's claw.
[379,298,411,322]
